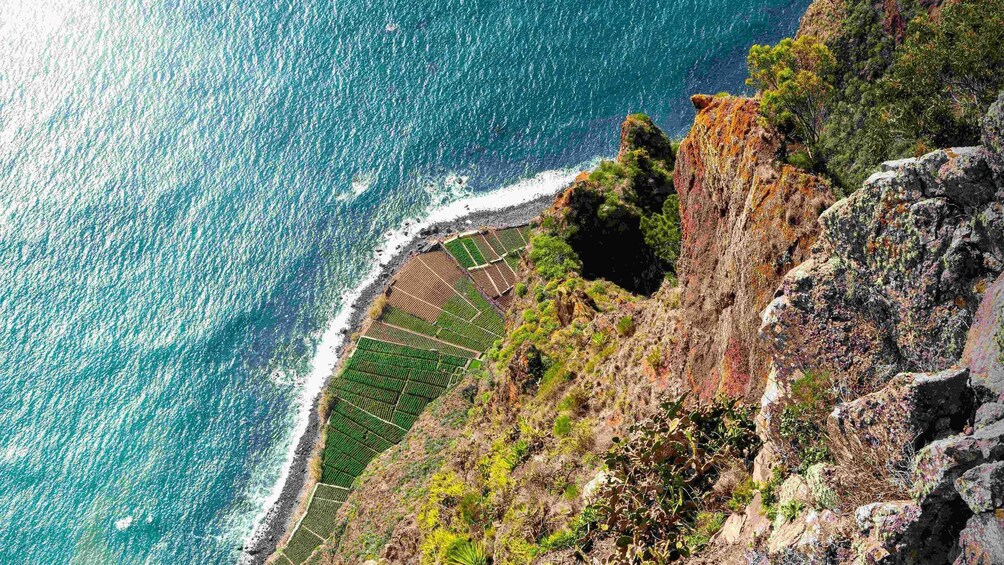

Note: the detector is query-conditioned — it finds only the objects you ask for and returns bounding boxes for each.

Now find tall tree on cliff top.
[746,36,835,159]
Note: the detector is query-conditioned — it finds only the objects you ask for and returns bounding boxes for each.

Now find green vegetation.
[539,114,681,295]
[749,0,1004,190]
[528,234,582,281]
[639,194,682,271]
[587,396,760,562]
[279,233,521,564]
[446,541,489,565]
[777,370,835,473]
[746,35,835,158]
[613,315,633,337]
[552,414,572,437]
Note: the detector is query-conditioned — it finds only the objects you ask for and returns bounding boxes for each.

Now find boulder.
[983,90,1004,175]
[777,474,813,510]
[956,512,1004,565]
[752,442,778,484]
[806,463,839,510]
[762,146,1004,399]
[501,344,545,405]
[976,403,1004,429]
[827,368,975,473]
[961,273,1004,402]
[854,501,923,558]
[673,95,834,400]
[553,287,597,327]
[913,419,1004,503]
[955,462,1004,514]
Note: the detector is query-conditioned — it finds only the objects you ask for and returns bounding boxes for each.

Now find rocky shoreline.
[239,189,565,564]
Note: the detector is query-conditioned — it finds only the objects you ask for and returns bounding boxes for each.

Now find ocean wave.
[114,515,134,532]
[337,170,380,202]
[241,157,601,550]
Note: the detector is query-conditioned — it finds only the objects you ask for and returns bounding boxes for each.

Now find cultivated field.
[277,227,526,564]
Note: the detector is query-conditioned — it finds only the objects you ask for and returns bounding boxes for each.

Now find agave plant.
[446,539,490,565]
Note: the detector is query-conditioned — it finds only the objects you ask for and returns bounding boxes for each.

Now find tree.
[746,36,836,156]
[639,194,681,270]
[887,0,1004,148]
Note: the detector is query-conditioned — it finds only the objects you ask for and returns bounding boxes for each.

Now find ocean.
[0,0,808,562]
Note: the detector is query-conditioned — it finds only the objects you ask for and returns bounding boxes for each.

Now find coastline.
[239,188,567,564]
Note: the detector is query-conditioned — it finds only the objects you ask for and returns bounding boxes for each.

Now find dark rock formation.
[957,512,1004,564]
[956,462,1004,514]
[673,94,834,400]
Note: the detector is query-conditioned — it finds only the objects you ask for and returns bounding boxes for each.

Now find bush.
[615,315,635,336]
[514,282,527,297]
[446,539,489,565]
[552,414,572,438]
[590,396,757,561]
[529,234,582,281]
[639,194,682,269]
[888,0,1004,148]
[777,370,835,473]
[785,149,815,171]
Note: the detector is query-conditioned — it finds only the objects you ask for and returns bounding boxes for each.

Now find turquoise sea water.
[0,1,808,562]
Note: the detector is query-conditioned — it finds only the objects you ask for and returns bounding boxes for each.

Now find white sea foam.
[115,515,134,531]
[242,157,601,551]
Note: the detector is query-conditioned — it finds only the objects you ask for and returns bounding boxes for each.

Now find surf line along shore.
[240,188,567,564]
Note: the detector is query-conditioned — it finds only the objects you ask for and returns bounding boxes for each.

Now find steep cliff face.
[673,94,835,400]
[710,92,1004,565]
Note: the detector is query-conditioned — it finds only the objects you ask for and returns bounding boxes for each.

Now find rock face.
[761,145,1004,397]
[673,95,835,400]
[728,96,1004,564]
[962,273,1004,401]
[827,368,975,475]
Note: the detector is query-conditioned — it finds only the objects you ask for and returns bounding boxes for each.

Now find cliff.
[673,94,834,401]
[700,92,1004,564]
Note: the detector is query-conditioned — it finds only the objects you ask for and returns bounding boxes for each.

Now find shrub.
[590,396,742,561]
[775,370,835,473]
[552,414,572,438]
[639,194,682,268]
[529,234,582,281]
[446,539,489,565]
[888,0,1004,148]
[780,500,804,523]
[785,149,815,171]
[683,512,726,553]
[615,315,635,336]
[727,478,757,512]
[514,282,527,297]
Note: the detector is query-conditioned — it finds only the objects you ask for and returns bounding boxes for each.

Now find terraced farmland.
[443,227,528,301]
[277,227,528,564]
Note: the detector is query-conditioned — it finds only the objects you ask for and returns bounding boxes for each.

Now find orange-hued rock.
[672,95,835,400]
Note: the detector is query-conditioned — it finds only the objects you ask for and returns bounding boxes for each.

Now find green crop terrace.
[277,228,524,564]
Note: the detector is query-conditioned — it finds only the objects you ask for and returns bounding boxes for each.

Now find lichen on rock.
[673,94,835,401]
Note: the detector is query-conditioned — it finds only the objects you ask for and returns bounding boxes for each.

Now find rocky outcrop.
[673,94,835,400]
[761,145,1004,398]
[827,368,975,475]
[546,115,675,295]
[962,267,1004,402]
[727,95,1004,564]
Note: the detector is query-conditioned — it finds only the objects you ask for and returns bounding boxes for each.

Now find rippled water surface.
[0,0,807,562]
